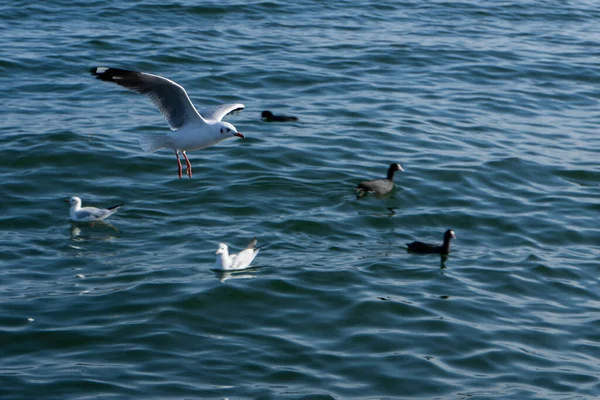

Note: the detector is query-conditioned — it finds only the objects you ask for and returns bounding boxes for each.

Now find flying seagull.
[90,67,245,179]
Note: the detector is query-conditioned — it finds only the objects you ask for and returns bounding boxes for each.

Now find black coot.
[261,110,299,122]
[355,163,404,195]
[407,229,456,254]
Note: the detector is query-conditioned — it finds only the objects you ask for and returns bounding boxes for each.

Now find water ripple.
[1,0,600,399]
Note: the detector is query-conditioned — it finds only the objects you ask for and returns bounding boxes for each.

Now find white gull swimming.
[90,67,245,179]
[66,196,123,222]
[215,238,261,271]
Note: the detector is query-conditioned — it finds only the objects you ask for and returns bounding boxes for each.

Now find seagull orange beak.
[234,132,244,138]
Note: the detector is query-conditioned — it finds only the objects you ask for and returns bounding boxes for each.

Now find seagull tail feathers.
[139,135,166,153]
[255,242,269,250]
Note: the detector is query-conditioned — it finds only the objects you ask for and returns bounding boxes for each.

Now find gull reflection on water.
[213,267,261,283]
[69,221,119,242]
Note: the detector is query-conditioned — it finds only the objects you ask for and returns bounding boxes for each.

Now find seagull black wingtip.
[89,67,134,82]
[107,203,124,210]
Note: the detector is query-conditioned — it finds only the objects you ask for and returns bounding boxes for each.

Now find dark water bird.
[90,67,245,179]
[261,110,298,122]
[407,229,456,255]
[355,163,404,195]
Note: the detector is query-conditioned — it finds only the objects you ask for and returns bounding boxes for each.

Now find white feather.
[139,135,166,152]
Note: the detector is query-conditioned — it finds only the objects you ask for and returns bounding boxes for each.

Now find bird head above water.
[219,121,244,138]
[65,196,82,208]
[387,163,404,179]
[215,243,229,255]
[445,229,457,241]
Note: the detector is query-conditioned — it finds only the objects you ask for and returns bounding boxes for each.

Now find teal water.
[2,1,600,399]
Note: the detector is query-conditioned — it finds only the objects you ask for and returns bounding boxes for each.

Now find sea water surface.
[1,1,600,399]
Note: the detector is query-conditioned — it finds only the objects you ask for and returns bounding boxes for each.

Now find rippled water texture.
[1,1,600,399]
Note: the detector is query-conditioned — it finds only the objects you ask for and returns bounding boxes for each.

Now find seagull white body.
[90,67,245,179]
[66,196,123,222]
[214,238,261,271]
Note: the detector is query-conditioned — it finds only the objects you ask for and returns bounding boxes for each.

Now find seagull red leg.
[182,151,192,178]
[175,150,182,179]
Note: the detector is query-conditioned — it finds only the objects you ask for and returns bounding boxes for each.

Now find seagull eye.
[220,128,224,134]
[226,128,231,132]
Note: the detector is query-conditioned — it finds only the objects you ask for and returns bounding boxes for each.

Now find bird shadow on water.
[440,254,449,269]
[354,190,395,201]
[210,266,266,283]
[69,221,120,242]
[406,249,450,270]
[355,206,398,218]
[351,189,398,217]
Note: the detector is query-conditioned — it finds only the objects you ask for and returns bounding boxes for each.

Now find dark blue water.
[1,1,600,398]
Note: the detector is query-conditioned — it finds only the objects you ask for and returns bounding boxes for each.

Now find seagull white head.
[219,121,244,138]
[65,196,82,208]
[215,243,229,255]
